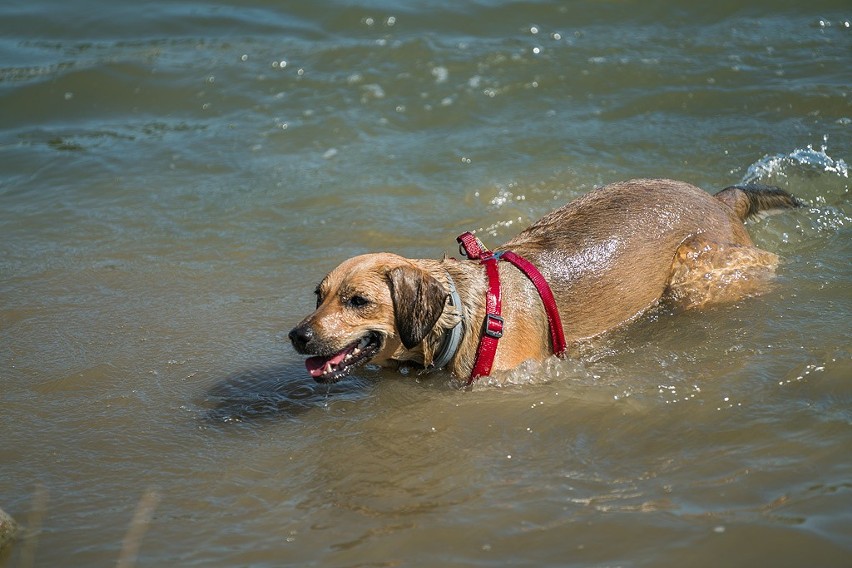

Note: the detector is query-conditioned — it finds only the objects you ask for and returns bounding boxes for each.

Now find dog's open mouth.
[304,332,382,383]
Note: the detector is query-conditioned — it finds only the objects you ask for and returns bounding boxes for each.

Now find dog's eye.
[347,295,371,309]
[314,288,323,308]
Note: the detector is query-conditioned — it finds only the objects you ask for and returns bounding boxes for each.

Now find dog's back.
[501,178,798,339]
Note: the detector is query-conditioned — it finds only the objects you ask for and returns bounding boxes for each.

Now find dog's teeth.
[324,363,333,374]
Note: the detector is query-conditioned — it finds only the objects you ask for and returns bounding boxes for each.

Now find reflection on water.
[204,364,375,423]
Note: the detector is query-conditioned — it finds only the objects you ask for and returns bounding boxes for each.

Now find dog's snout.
[289,324,314,353]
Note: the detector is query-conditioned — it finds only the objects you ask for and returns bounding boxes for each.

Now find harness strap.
[500,251,567,358]
[456,232,566,384]
[458,232,502,381]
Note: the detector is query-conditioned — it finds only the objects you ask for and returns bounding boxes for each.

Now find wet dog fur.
[289,178,801,382]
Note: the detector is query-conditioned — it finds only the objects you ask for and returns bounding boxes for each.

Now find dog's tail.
[714,183,804,222]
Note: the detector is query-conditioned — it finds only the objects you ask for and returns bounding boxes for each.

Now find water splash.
[738,144,850,244]
[741,145,848,185]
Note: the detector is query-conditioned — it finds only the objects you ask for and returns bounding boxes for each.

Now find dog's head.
[288,254,450,383]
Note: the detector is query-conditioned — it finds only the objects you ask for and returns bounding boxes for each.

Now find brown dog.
[289,178,800,383]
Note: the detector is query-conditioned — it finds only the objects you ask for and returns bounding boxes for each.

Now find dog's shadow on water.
[203,362,376,424]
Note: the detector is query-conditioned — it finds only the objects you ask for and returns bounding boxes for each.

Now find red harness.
[456,232,567,384]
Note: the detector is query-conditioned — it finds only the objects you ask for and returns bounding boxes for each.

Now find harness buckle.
[483,313,504,339]
[457,232,487,260]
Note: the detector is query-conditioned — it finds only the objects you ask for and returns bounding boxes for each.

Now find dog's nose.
[288,324,314,353]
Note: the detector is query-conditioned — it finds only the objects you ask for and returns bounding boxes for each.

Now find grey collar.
[428,270,465,371]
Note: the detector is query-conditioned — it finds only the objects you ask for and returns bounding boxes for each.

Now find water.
[1,1,850,566]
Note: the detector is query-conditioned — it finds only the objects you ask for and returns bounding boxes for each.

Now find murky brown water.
[1,1,850,566]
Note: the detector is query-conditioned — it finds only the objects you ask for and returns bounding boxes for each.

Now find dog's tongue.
[305,348,350,378]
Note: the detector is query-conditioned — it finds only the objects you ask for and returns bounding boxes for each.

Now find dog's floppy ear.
[387,265,448,350]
